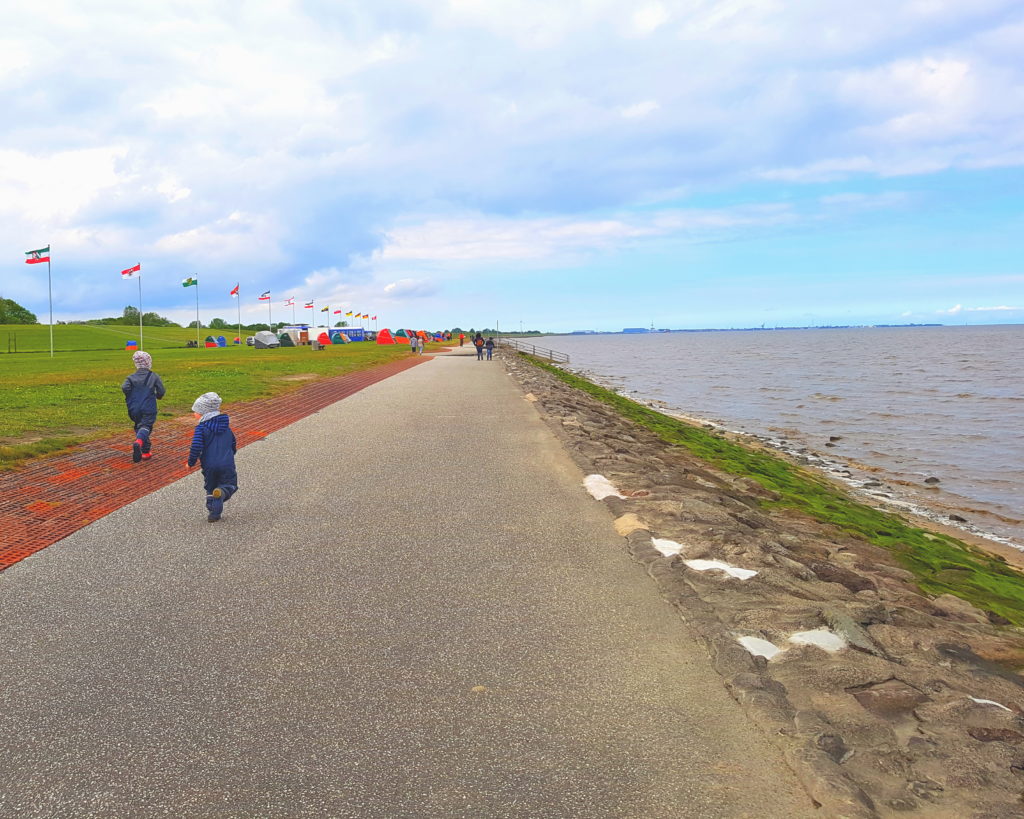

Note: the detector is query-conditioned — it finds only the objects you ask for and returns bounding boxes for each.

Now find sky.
[1,0,1022,332]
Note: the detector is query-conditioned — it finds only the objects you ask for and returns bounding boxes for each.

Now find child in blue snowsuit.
[121,351,166,463]
[187,392,238,522]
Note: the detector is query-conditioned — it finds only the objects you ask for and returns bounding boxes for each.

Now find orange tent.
[376,328,395,344]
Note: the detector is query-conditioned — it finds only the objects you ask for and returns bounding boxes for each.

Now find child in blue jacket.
[121,351,166,462]
[187,392,238,522]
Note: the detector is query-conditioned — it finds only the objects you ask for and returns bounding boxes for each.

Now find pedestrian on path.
[474,333,485,360]
[409,335,419,354]
[485,337,495,360]
[121,351,166,463]
[458,333,465,347]
[186,392,238,523]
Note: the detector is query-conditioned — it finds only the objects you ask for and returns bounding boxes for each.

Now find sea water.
[545,325,1024,549]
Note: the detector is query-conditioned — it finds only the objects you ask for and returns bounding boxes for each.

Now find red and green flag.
[25,246,50,264]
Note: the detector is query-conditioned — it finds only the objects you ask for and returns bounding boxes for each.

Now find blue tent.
[216,335,227,347]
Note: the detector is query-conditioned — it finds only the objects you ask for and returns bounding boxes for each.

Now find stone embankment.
[506,352,1024,818]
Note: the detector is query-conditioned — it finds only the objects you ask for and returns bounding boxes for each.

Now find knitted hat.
[191,392,222,415]
[132,351,152,369]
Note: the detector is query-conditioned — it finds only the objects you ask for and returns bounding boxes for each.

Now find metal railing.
[497,337,570,364]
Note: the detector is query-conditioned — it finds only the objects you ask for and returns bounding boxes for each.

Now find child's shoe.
[207,513,221,522]
[206,490,225,519]
[141,451,152,461]
[132,439,143,463]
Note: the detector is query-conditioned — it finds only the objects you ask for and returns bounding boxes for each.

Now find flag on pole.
[304,301,314,309]
[362,313,369,319]
[259,291,271,300]
[121,263,141,278]
[371,315,377,320]
[25,246,50,264]
[182,276,198,288]
[284,297,295,307]
[230,284,239,297]
[320,305,329,312]
[333,309,342,315]
[345,311,353,316]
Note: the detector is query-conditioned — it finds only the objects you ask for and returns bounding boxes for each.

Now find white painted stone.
[583,474,626,500]
[737,635,782,660]
[684,558,758,580]
[788,628,847,652]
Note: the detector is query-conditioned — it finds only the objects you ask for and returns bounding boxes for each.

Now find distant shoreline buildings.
[567,324,944,335]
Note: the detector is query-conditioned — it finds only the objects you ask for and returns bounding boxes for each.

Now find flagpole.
[268,294,273,331]
[47,249,53,358]
[137,264,143,349]
[292,300,295,325]
[236,287,241,347]
[195,277,201,350]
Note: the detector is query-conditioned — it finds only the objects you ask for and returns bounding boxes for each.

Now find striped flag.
[25,246,50,264]
[259,291,271,301]
[230,284,239,297]
[371,315,377,320]
[284,297,295,307]
[304,301,314,309]
[333,309,342,315]
[121,263,141,279]
[320,305,329,312]
[345,311,353,316]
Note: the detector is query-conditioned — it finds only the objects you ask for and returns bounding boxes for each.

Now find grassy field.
[525,355,1024,626]
[0,324,420,469]
[1,322,210,353]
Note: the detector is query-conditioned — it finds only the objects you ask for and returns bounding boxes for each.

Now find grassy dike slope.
[527,356,1024,626]
[1,334,411,469]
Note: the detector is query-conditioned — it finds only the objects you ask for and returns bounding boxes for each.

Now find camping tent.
[278,332,295,347]
[204,335,217,348]
[253,330,280,349]
[330,331,350,344]
[317,332,332,345]
[393,328,411,344]
[216,335,227,347]
[376,328,395,344]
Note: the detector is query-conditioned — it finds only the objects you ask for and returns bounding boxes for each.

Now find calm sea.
[544,326,1024,549]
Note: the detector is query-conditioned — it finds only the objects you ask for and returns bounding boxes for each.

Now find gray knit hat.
[132,351,152,369]
[191,392,222,415]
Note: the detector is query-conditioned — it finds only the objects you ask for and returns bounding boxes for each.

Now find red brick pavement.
[0,355,430,571]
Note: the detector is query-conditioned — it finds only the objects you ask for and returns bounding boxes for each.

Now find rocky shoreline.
[506,352,1024,818]
[569,367,1024,563]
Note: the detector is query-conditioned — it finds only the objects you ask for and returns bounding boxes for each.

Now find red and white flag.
[304,301,314,309]
[121,263,141,279]
[333,309,342,315]
[371,315,377,320]
[284,297,295,307]
[259,291,271,301]
[229,284,239,298]
[25,246,50,264]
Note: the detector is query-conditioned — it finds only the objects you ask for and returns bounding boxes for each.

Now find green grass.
[526,355,1024,626]
[0,322,208,353]
[0,325,419,469]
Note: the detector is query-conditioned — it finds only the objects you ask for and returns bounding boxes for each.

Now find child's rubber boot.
[207,488,225,521]
[132,438,143,463]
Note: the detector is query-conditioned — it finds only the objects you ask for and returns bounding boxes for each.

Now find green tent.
[278,332,295,347]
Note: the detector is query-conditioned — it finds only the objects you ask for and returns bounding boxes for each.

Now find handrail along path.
[496,337,570,364]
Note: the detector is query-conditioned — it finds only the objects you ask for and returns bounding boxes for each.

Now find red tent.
[376,328,395,344]
[317,331,332,345]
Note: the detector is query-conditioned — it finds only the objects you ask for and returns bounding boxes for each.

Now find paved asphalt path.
[0,349,816,818]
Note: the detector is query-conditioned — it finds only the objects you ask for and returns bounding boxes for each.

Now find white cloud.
[619,100,660,118]
[382,278,439,298]
[632,4,669,35]
[938,304,1020,314]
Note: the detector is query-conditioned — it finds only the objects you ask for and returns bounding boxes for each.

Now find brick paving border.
[0,355,430,571]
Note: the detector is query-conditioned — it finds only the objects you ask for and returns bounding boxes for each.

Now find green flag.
[182,277,198,287]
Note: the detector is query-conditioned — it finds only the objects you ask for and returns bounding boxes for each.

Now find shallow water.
[545,326,1024,548]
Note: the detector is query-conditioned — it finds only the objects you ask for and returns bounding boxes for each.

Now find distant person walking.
[409,335,419,354]
[121,351,165,463]
[474,333,485,360]
[459,333,465,347]
[485,337,495,360]
[186,392,238,523]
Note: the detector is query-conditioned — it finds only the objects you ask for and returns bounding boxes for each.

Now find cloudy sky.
[2,0,1022,331]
